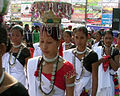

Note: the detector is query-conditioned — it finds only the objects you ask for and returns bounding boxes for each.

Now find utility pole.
[85,0,88,27]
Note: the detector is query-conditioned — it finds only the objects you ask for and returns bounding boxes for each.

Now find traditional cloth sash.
[113,74,120,96]
[63,48,91,96]
[35,74,64,96]
[2,53,26,86]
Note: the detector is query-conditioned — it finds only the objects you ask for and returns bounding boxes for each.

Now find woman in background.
[0,24,29,96]
[2,25,30,88]
[63,27,99,96]
[62,30,75,51]
[96,30,119,96]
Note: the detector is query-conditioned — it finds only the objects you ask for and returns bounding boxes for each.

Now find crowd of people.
[0,20,120,96]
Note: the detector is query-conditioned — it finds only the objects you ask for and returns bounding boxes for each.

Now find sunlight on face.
[39,31,59,58]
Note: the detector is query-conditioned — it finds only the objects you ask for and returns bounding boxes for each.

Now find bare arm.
[92,62,99,96]
[109,55,119,71]
[65,76,75,96]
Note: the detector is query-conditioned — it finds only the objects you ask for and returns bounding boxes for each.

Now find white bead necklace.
[43,53,59,63]
[38,57,59,95]
[65,42,71,46]
[76,47,87,55]
[9,46,22,68]
[13,43,22,48]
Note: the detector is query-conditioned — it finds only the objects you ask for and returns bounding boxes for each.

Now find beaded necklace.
[13,43,22,48]
[35,56,59,96]
[8,46,22,68]
[43,53,59,63]
[72,47,91,82]
[76,47,87,55]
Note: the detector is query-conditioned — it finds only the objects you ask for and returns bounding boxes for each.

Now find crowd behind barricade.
[1,21,120,96]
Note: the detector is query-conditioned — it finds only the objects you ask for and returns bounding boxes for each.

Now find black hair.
[104,30,113,37]
[75,26,88,37]
[18,21,23,25]
[64,30,72,37]
[35,25,39,29]
[11,25,24,36]
[96,30,102,36]
[41,26,60,41]
[25,24,29,27]
[0,25,7,45]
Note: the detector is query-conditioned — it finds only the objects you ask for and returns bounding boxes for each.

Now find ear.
[0,43,6,56]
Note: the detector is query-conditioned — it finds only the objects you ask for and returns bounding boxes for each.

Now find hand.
[104,47,111,55]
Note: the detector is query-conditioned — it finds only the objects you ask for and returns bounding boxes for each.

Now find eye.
[47,41,52,44]
[75,36,78,39]
[40,40,44,43]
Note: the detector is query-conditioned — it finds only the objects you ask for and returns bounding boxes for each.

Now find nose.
[43,43,48,50]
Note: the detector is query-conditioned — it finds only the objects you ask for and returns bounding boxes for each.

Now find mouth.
[42,51,48,54]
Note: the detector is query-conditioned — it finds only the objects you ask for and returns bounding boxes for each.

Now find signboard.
[102,14,112,24]
[87,0,102,24]
[71,4,85,22]
[11,4,21,14]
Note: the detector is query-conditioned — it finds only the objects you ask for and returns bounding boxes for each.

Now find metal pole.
[85,0,88,27]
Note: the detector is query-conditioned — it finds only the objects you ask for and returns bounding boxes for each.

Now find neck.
[65,42,71,45]
[95,39,100,43]
[43,53,59,63]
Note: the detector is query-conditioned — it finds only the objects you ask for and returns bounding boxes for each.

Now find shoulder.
[62,42,65,46]
[112,48,119,57]
[63,48,75,54]
[2,52,9,57]
[85,50,98,62]
[28,56,40,64]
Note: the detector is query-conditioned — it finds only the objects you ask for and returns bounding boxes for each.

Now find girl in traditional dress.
[63,27,99,96]
[27,25,76,96]
[115,32,120,92]
[2,25,30,87]
[62,30,75,51]
[92,30,103,50]
[0,25,29,96]
[95,30,120,96]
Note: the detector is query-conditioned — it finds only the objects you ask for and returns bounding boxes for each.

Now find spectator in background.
[32,25,40,43]
[92,30,103,50]
[31,26,35,33]
[100,28,105,36]
[18,21,23,27]
[68,25,72,31]
[24,24,32,47]
[87,32,94,49]
[62,30,75,51]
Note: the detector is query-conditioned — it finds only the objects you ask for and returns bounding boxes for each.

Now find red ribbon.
[103,55,110,72]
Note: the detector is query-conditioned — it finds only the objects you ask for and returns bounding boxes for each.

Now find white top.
[63,49,92,96]
[33,42,43,57]
[27,57,65,96]
[2,52,27,87]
